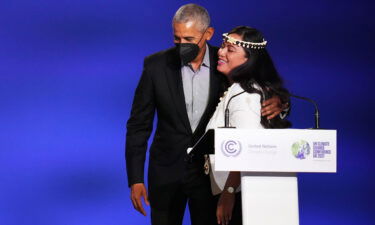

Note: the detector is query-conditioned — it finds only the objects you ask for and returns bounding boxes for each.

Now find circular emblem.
[291,140,311,159]
[221,140,242,157]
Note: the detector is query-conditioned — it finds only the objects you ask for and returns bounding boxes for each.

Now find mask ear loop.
[196,27,209,46]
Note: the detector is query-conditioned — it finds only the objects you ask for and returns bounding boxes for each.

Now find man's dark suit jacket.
[126,45,227,208]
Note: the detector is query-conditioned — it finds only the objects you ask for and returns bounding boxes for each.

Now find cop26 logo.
[221,140,242,157]
[291,140,311,159]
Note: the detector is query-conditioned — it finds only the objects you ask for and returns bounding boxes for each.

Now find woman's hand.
[216,192,235,225]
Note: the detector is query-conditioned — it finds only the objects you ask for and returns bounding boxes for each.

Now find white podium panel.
[209,128,337,225]
[214,129,336,173]
[241,173,299,225]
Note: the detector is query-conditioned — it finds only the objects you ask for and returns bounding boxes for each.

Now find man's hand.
[216,192,235,225]
[261,95,283,120]
[130,183,150,216]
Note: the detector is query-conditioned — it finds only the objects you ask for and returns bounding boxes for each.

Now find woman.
[206,26,290,225]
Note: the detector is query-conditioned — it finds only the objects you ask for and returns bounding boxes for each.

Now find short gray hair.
[173,4,210,32]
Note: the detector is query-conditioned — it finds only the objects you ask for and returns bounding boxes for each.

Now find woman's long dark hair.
[227,26,291,128]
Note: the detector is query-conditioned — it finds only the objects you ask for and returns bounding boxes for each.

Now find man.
[126,4,284,225]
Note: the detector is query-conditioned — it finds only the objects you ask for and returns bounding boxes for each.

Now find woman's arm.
[216,172,240,225]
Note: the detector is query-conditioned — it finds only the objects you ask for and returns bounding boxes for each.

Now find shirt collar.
[201,44,210,68]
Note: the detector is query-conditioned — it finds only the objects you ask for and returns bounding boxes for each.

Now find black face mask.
[175,30,207,65]
[175,43,199,65]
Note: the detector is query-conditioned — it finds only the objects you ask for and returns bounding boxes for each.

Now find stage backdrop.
[0,0,374,224]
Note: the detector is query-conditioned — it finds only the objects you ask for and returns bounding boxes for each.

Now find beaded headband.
[222,33,267,49]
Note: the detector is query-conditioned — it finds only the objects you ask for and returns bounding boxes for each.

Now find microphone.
[288,93,320,129]
[223,91,246,128]
[265,82,320,129]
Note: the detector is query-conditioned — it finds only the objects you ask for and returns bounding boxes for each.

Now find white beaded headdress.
[222,33,267,49]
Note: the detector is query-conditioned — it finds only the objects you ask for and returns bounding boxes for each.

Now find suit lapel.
[165,50,193,134]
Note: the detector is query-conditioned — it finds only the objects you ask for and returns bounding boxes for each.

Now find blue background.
[0,0,374,224]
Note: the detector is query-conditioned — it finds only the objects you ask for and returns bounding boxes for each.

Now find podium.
[191,128,337,225]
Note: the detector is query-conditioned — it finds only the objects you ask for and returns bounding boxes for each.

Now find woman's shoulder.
[229,83,263,99]
[229,82,263,92]
[227,83,246,97]
[229,83,244,92]
[228,85,261,110]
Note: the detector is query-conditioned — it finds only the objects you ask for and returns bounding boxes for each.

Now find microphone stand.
[265,82,320,129]
[221,91,246,128]
[289,94,320,129]
[220,83,320,129]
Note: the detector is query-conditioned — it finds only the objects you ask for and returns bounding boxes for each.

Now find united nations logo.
[291,140,311,159]
[221,140,242,157]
